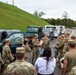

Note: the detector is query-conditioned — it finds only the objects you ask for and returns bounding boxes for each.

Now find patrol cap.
[68,39,74,42]
[35,34,38,37]
[44,33,47,35]
[16,47,25,53]
[68,39,75,44]
[65,33,69,36]
[5,39,10,42]
[61,35,65,38]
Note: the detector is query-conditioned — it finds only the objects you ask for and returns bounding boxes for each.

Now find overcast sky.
[0,0,76,20]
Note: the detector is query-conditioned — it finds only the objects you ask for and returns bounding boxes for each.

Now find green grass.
[0,2,49,31]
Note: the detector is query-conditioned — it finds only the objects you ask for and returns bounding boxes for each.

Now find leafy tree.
[50,18,56,25]
[62,11,69,19]
[42,11,76,27]
[33,11,39,17]
[56,18,61,25]
[33,11,45,18]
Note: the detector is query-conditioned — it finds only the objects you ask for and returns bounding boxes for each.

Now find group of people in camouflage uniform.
[55,33,76,75]
[0,33,51,75]
[55,33,70,62]
[1,31,76,75]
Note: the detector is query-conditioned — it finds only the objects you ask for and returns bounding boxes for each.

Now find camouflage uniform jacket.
[63,43,69,53]
[23,44,31,61]
[4,60,37,75]
[69,66,76,75]
[56,40,64,51]
[32,38,39,47]
[2,45,14,63]
[32,38,39,51]
[41,37,50,49]
[23,44,31,53]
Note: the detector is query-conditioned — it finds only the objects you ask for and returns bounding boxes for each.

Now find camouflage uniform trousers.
[28,52,33,63]
[32,47,39,64]
[0,62,10,75]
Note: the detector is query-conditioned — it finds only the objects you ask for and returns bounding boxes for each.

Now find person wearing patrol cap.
[41,33,50,49]
[55,35,65,63]
[62,39,76,75]
[2,38,14,65]
[16,47,26,60]
[32,34,40,64]
[22,38,31,63]
[1,38,14,75]
[63,38,69,54]
[4,47,37,75]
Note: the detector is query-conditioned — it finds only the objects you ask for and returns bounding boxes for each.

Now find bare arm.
[62,60,67,75]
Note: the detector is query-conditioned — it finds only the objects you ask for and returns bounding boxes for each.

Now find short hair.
[16,53,24,59]
[71,36,76,40]
[24,39,29,45]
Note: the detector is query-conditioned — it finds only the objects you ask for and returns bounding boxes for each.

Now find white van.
[45,25,61,37]
[60,26,65,34]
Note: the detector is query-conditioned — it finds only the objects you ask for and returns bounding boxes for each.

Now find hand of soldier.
[35,44,39,47]
[1,61,4,65]
[38,44,41,47]
[11,56,14,61]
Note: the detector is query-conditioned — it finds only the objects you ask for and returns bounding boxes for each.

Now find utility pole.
[12,0,14,5]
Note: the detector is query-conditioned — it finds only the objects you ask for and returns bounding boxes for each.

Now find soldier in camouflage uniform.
[23,38,31,63]
[64,33,70,39]
[4,47,37,75]
[41,33,50,49]
[2,39,14,69]
[63,38,69,54]
[32,34,40,64]
[56,35,65,60]
[62,40,76,75]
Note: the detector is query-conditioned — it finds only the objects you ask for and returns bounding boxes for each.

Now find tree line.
[33,11,76,28]
[42,18,76,28]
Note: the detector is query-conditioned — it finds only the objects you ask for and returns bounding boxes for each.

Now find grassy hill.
[0,2,49,31]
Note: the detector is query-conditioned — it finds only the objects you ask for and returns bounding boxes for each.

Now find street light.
[12,0,14,5]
